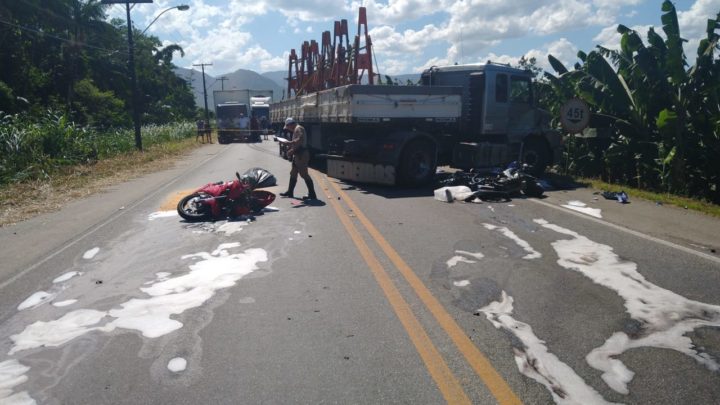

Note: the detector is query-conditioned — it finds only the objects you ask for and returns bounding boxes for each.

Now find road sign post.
[560,99,590,134]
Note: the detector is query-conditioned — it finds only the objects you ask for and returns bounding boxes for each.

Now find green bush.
[0,110,194,184]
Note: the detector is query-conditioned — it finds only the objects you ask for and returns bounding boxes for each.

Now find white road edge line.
[527,198,720,265]
[0,147,231,290]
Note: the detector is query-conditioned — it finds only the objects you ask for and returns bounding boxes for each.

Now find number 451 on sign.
[560,99,590,134]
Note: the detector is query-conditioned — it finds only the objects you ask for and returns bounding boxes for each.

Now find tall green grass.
[0,110,194,184]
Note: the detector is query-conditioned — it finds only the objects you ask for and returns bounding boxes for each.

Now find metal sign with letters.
[560,98,590,134]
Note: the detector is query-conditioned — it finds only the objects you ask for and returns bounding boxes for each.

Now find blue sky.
[106,0,720,76]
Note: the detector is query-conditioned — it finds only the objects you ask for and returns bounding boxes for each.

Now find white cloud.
[106,0,720,76]
[592,24,654,51]
[351,0,453,25]
[370,24,445,57]
[268,0,351,22]
[679,0,720,37]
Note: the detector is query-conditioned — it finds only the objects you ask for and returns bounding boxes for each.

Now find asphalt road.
[1,140,718,405]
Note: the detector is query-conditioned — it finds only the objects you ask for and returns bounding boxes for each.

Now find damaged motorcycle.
[177,168,277,222]
[436,163,545,202]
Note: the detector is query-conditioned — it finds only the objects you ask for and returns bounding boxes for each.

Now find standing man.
[279,117,317,200]
[204,119,212,143]
[238,112,250,129]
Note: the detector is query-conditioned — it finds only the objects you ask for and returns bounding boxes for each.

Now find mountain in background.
[261,71,288,92]
[385,73,421,85]
[262,70,421,87]
[175,68,421,110]
[175,67,283,110]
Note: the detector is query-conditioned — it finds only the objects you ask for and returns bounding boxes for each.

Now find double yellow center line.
[312,172,521,405]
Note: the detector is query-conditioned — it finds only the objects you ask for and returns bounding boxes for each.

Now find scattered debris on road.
[434,164,545,203]
[562,200,603,218]
[601,190,630,204]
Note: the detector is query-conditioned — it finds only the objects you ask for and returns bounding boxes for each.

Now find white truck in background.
[214,89,273,143]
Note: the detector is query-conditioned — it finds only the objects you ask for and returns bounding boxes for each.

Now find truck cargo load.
[269,7,561,186]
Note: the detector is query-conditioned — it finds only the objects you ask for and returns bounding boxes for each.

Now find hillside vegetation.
[0,1,197,185]
[539,1,720,204]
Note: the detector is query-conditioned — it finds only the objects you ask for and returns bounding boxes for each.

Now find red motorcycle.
[177,168,276,222]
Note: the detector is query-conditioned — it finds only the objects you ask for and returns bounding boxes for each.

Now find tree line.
[0,0,196,184]
[0,0,195,126]
[537,1,720,204]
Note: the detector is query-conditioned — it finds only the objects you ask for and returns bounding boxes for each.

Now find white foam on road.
[52,271,82,284]
[562,201,602,219]
[453,280,470,287]
[263,206,280,212]
[535,218,720,394]
[51,300,77,308]
[148,211,178,221]
[447,250,485,268]
[167,357,187,373]
[0,359,34,405]
[210,243,241,257]
[455,250,485,260]
[9,245,267,352]
[483,224,542,259]
[9,309,108,355]
[82,247,100,260]
[216,222,246,236]
[480,292,617,405]
[17,292,54,311]
[446,256,476,268]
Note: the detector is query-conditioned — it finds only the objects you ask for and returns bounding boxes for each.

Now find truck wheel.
[521,138,550,176]
[399,140,436,186]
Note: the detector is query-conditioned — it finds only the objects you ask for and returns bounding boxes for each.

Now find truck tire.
[521,138,550,176]
[398,140,436,186]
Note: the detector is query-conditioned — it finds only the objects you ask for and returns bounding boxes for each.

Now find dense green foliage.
[542,1,720,203]
[0,0,195,126]
[0,0,197,184]
[0,110,194,183]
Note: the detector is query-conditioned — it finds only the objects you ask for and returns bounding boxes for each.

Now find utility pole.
[103,0,188,151]
[219,76,228,91]
[126,2,142,151]
[193,62,212,125]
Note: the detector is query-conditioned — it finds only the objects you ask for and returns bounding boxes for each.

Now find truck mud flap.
[327,157,396,185]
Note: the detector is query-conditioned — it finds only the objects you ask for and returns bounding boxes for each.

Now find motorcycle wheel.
[177,193,212,222]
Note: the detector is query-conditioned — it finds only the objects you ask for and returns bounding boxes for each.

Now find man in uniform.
[279,117,317,200]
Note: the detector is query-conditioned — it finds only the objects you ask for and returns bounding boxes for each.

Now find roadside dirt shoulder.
[540,187,720,259]
[0,143,225,283]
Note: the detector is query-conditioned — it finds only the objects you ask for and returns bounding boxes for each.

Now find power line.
[0,18,125,55]
[193,62,212,123]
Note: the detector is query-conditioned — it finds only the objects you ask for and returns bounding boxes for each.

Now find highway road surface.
[1,140,719,404]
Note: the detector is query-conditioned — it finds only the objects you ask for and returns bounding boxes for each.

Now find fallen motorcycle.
[177,168,277,222]
[436,163,544,201]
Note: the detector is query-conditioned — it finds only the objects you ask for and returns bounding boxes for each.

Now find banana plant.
[544,0,720,200]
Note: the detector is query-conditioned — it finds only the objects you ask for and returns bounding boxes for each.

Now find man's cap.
[284,117,296,128]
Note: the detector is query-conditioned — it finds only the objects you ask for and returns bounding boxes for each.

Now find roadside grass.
[579,177,720,218]
[0,137,205,227]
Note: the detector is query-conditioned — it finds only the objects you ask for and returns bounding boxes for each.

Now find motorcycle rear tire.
[177,193,212,222]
